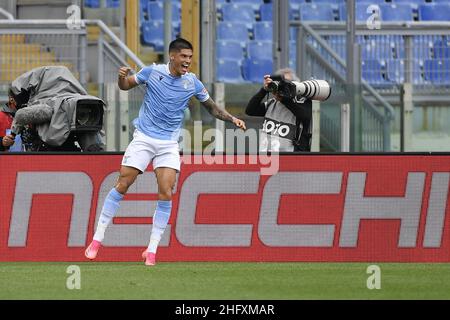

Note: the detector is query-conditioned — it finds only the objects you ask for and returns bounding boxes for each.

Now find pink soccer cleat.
[85,240,101,260]
[142,250,156,266]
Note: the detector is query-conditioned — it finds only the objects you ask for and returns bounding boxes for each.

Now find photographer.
[245,68,312,152]
[0,88,26,152]
[9,66,106,152]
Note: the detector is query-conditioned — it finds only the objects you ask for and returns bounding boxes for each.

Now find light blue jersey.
[133,63,210,141]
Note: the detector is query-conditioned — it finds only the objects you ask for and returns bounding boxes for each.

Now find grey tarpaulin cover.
[10,65,105,147]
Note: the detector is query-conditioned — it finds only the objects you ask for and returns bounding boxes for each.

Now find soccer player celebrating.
[85,38,246,266]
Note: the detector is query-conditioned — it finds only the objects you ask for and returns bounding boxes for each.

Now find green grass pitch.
[1,262,450,300]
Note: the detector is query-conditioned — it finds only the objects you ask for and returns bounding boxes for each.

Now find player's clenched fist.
[118,67,132,79]
[232,117,247,130]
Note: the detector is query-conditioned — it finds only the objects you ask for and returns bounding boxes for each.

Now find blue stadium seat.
[360,39,395,60]
[380,4,414,21]
[339,2,385,22]
[85,0,100,8]
[259,3,272,22]
[327,36,346,59]
[148,1,163,20]
[172,2,181,21]
[229,0,261,11]
[391,0,425,11]
[385,59,424,84]
[418,4,450,21]
[221,3,256,25]
[140,0,148,12]
[216,59,245,83]
[386,59,405,84]
[141,21,164,51]
[147,1,181,22]
[242,58,273,83]
[433,39,450,59]
[106,0,120,8]
[216,40,245,60]
[300,3,335,21]
[215,0,228,10]
[424,59,450,84]
[247,40,272,59]
[217,22,250,43]
[393,0,425,3]
[397,37,434,61]
[361,59,389,85]
[253,22,272,41]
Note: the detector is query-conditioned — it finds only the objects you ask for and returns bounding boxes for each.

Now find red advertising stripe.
[0,154,449,262]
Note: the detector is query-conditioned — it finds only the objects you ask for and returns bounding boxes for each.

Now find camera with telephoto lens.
[267,75,331,102]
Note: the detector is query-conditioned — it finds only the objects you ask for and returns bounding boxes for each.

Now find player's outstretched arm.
[201,98,246,130]
[118,67,138,91]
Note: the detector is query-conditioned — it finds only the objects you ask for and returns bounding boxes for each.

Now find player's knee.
[158,188,173,201]
[115,176,134,194]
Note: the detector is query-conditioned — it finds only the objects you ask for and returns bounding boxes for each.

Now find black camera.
[267,75,331,101]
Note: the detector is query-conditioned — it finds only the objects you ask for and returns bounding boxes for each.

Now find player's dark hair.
[169,38,193,53]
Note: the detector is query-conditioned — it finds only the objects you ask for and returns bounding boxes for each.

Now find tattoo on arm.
[201,98,235,122]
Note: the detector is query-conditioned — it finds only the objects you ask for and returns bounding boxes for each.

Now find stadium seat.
[259,3,272,22]
[217,22,250,43]
[300,3,335,21]
[147,1,181,22]
[339,2,385,22]
[242,58,273,83]
[360,39,395,60]
[106,0,120,8]
[247,40,272,59]
[433,39,450,59]
[216,40,245,60]
[229,0,261,11]
[361,59,389,86]
[418,4,450,21]
[221,3,256,25]
[424,59,450,84]
[386,59,424,85]
[216,59,245,83]
[399,36,437,61]
[148,1,163,20]
[140,0,148,12]
[311,0,344,2]
[393,0,425,3]
[141,21,164,51]
[327,36,346,59]
[85,0,100,8]
[253,22,272,41]
[379,4,414,21]
[386,59,405,84]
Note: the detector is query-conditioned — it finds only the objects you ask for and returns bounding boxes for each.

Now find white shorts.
[121,129,181,173]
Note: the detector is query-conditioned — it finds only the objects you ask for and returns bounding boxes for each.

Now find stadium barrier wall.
[1,153,449,262]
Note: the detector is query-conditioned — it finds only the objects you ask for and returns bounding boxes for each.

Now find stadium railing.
[291,21,450,152]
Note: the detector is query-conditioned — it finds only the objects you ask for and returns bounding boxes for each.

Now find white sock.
[147,228,164,253]
[93,222,108,242]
